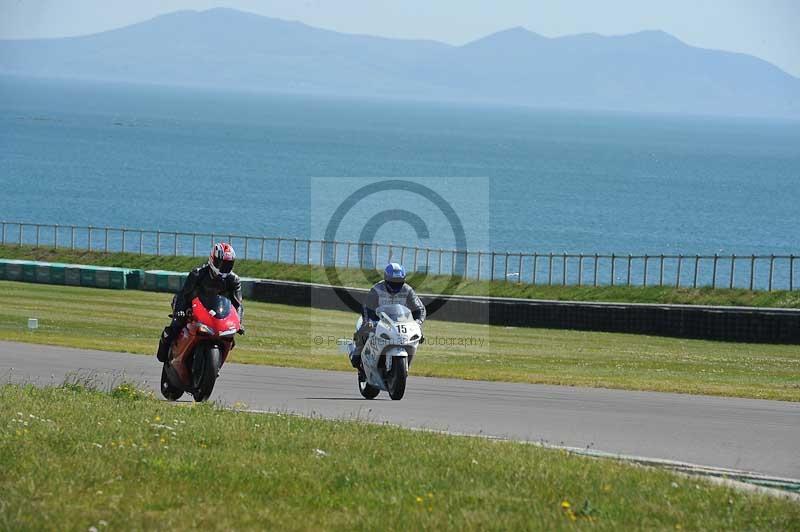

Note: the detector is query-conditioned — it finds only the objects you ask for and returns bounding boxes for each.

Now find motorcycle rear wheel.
[160,364,183,401]
[358,373,380,399]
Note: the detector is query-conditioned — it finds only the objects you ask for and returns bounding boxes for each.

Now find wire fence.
[1,221,797,291]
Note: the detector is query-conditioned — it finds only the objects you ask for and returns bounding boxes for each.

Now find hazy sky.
[2,0,799,77]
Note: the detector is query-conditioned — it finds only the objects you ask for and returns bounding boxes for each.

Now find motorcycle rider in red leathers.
[156,242,244,362]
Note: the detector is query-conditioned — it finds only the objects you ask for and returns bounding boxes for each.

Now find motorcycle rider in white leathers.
[349,263,426,373]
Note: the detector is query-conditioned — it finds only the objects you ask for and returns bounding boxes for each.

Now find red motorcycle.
[160,294,241,402]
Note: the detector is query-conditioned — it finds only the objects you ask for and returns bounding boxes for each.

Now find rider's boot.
[156,327,171,363]
[349,350,361,370]
[349,331,364,369]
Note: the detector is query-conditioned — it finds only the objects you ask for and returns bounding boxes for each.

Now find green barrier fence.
[1,259,258,300]
[0,259,138,290]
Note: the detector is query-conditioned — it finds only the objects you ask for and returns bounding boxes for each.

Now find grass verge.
[4,244,800,308]
[1,382,798,530]
[2,280,799,401]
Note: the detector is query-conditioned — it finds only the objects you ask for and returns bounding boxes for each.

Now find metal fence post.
[88,226,92,252]
[345,242,351,268]
[768,255,774,291]
[54,224,59,249]
[693,255,699,288]
[675,255,682,288]
[791,255,795,291]
[504,251,510,281]
[426,248,431,274]
[562,253,567,286]
[243,237,248,259]
[173,232,177,256]
[659,254,664,286]
[138,231,143,255]
[438,249,443,275]
[749,255,755,291]
[192,233,197,257]
[413,247,418,272]
[155,230,160,256]
[610,253,615,286]
[577,254,583,286]
[547,253,553,285]
[35,223,40,248]
[277,238,282,263]
[712,253,718,289]
[517,253,523,284]
[532,253,538,285]
[307,240,313,265]
[104,227,109,253]
[476,251,482,281]
[643,255,648,287]
[1,221,5,244]
[491,252,496,281]
[626,254,632,286]
[121,228,125,253]
[18,223,23,247]
[593,254,598,287]
[729,255,736,289]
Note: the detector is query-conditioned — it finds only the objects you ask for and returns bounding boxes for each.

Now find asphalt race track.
[2,341,799,480]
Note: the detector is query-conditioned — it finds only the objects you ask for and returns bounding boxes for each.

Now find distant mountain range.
[1,7,798,118]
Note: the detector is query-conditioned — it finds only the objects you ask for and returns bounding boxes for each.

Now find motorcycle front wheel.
[192,343,221,402]
[387,357,408,401]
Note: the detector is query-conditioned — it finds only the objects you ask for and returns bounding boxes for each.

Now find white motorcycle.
[342,304,421,400]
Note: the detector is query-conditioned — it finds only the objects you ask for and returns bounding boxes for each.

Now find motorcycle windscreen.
[376,304,413,323]
[198,294,232,319]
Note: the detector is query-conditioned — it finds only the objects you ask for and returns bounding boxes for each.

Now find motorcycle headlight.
[198,324,216,335]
